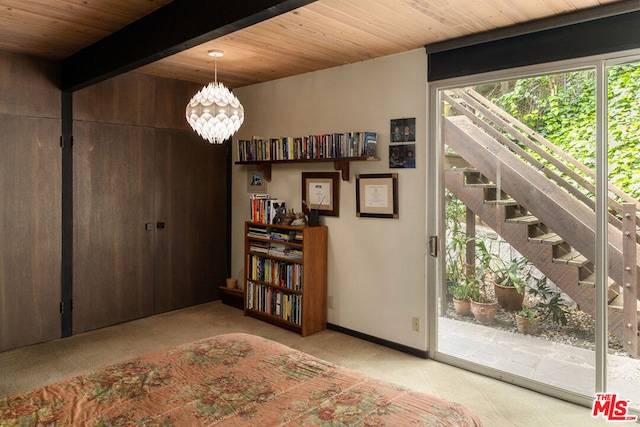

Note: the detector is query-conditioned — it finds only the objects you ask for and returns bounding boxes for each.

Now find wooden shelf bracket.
[256,163,272,182]
[334,161,350,181]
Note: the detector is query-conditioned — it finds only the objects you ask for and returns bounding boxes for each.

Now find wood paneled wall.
[0,51,61,352]
[0,50,228,350]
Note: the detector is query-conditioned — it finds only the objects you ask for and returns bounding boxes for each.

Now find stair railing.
[444,88,640,237]
[622,203,639,356]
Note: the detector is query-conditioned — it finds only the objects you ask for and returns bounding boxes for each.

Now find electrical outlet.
[328,296,334,309]
[412,316,420,332]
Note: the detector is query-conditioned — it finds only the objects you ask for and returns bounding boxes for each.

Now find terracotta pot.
[516,314,539,335]
[494,282,524,311]
[226,278,237,289]
[453,298,471,315]
[470,300,499,325]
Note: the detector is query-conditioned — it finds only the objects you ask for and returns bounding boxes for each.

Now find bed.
[0,333,482,426]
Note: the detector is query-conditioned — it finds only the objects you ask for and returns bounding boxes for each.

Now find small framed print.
[355,173,398,219]
[302,172,339,216]
[247,169,267,193]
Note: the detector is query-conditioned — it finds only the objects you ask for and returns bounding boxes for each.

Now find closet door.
[72,122,156,333]
[0,116,61,351]
[154,129,228,312]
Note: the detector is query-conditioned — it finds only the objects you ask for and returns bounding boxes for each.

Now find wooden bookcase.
[244,221,327,336]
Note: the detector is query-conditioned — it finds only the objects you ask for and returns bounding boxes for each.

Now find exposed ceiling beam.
[61,0,316,91]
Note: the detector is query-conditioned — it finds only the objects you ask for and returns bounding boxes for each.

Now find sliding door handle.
[429,236,438,257]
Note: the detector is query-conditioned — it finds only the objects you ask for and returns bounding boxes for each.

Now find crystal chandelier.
[186,50,244,144]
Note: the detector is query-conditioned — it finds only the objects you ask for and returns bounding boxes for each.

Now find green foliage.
[516,306,538,321]
[492,256,530,294]
[451,283,472,301]
[445,190,468,286]
[445,191,497,303]
[528,279,569,326]
[476,63,640,201]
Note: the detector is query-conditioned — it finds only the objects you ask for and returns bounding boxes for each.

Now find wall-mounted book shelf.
[236,133,379,181]
[236,157,380,181]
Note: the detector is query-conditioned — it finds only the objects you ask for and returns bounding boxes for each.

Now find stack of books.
[249,194,286,224]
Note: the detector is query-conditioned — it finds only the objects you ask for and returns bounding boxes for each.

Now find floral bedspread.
[0,333,482,426]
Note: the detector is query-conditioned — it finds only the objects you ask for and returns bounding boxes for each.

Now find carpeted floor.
[0,301,617,426]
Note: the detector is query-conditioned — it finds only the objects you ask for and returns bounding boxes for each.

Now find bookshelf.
[235,133,380,181]
[237,157,379,182]
[244,221,327,336]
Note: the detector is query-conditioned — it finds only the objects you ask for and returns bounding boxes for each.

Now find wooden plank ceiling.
[0,0,627,89]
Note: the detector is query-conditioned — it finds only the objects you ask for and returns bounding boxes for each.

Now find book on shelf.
[247,254,303,291]
[237,131,379,162]
[365,132,377,158]
[249,242,269,253]
[247,226,269,238]
[249,195,286,224]
[268,243,288,256]
[246,281,302,325]
[269,200,286,224]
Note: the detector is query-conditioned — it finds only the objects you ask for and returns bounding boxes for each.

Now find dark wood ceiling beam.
[61,0,316,91]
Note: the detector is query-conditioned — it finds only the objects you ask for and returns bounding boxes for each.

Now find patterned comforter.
[0,333,482,426]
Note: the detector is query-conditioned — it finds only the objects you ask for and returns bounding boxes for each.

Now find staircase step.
[578,272,616,287]
[528,232,564,245]
[484,199,518,206]
[464,183,495,189]
[506,215,540,225]
[578,273,620,303]
[553,251,589,267]
[609,294,640,313]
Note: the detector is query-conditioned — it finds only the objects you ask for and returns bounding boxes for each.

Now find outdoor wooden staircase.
[442,88,640,357]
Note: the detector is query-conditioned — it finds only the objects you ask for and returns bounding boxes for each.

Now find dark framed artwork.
[355,173,398,219]
[390,117,416,143]
[389,144,416,168]
[302,172,339,216]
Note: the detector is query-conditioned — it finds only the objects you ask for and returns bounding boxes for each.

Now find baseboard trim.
[327,323,428,359]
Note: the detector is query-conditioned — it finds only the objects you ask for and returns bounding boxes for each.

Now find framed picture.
[247,169,267,193]
[355,173,398,219]
[390,117,416,143]
[389,144,416,168]
[302,172,339,216]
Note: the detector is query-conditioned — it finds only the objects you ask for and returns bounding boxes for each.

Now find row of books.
[247,254,303,291]
[248,228,303,244]
[246,281,302,325]
[249,195,286,224]
[269,230,302,243]
[237,132,377,162]
[249,241,303,260]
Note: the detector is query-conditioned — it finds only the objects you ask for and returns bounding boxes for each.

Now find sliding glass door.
[430,56,640,411]
[605,57,640,413]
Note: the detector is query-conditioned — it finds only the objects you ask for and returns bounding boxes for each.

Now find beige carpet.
[0,301,615,426]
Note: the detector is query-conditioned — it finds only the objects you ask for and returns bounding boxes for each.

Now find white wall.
[231,49,428,350]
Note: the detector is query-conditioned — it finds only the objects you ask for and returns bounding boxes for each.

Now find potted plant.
[469,280,499,325]
[451,282,472,315]
[446,230,474,316]
[492,256,530,311]
[515,306,539,334]
[467,240,499,325]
